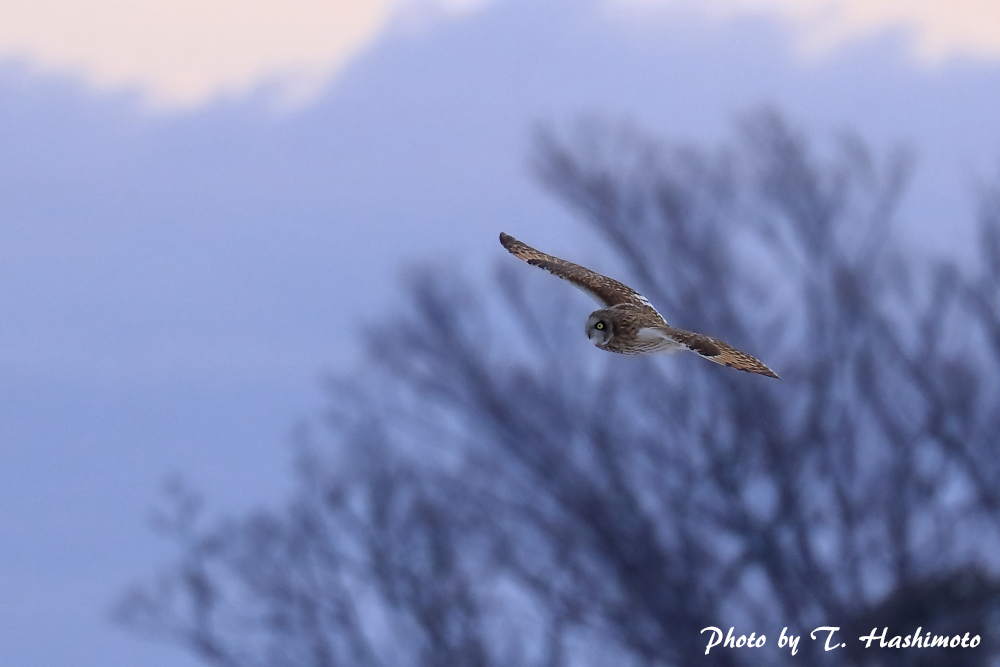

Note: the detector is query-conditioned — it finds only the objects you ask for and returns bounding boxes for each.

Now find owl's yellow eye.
[595,322,604,330]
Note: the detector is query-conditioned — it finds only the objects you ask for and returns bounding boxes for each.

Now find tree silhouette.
[117,111,1000,666]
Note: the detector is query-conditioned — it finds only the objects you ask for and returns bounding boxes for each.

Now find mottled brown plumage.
[499,232,779,378]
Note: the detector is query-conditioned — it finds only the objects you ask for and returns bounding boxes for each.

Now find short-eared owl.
[500,232,779,378]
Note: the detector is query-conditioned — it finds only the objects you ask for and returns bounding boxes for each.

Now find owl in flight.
[500,232,779,378]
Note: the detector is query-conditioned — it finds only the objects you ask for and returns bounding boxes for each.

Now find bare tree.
[117,111,1000,666]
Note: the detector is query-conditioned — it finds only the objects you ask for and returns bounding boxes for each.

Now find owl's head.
[586,310,613,347]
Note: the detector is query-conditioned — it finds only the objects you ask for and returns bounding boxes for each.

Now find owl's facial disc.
[586,312,613,346]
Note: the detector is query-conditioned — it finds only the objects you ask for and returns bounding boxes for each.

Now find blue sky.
[2,1,1000,665]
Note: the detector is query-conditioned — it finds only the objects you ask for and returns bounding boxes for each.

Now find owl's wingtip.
[757,364,781,379]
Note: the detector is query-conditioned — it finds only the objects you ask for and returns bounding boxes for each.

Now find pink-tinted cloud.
[3,0,996,109]
[0,0,402,108]
[618,0,1000,62]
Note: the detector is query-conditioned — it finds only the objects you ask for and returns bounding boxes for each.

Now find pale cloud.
[0,0,487,109]
[616,0,1000,62]
[2,0,996,110]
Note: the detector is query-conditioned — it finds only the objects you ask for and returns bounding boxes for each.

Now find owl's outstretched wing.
[500,232,655,311]
[640,325,780,378]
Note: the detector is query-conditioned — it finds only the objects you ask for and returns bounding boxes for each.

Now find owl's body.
[500,232,779,378]
[587,304,681,354]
